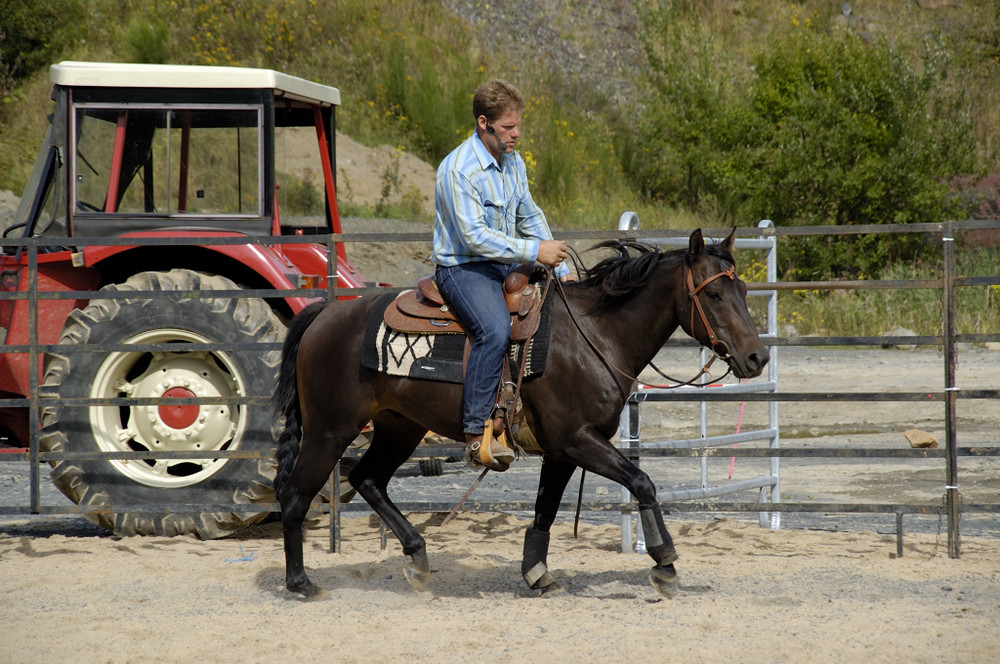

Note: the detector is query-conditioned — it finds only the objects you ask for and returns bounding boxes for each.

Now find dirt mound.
[0,190,19,227]
[336,132,436,216]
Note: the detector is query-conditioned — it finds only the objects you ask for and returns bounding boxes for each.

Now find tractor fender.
[78,231,367,312]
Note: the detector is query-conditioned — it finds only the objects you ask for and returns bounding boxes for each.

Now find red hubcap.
[159,387,199,429]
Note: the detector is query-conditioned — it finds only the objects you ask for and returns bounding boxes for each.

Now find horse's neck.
[570,267,683,374]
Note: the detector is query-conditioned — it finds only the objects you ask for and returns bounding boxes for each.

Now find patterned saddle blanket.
[360,292,553,384]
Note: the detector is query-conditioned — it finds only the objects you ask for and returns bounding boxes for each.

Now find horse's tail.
[273,301,326,497]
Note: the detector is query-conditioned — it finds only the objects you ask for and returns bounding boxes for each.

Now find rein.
[554,258,735,392]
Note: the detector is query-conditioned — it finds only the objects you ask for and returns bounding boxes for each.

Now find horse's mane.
[575,239,735,302]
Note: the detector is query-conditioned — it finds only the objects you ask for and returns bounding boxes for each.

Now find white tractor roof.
[50,61,341,106]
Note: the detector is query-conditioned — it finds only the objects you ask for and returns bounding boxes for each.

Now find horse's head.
[682,228,769,379]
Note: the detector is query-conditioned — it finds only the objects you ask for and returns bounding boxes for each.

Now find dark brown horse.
[273,228,768,598]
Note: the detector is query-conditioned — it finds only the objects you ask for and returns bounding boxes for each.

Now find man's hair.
[472,80,525,123]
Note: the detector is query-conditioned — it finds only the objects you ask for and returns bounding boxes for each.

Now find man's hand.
[537,240,569,268]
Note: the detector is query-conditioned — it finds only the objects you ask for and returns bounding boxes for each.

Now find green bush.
[525,80,634,227]
[628,2,979,278]
[123,17,170,64]
[0,0,85,104]
[379,32,481,162]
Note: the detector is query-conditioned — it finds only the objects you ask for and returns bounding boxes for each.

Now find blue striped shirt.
[432,131,569,278]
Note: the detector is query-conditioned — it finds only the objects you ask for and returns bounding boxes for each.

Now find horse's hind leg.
[349,412,430,591]
[277,426,359,597]
[522,456,577,595]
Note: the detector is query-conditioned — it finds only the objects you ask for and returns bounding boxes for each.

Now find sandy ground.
[2,512,998,664]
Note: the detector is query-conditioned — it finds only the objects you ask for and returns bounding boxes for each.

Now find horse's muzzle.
[728,347,769,379]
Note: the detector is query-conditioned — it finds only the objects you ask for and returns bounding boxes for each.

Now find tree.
[627,3,978,278]
[0,0,84,103]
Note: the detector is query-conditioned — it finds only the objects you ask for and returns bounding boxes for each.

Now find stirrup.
[466,420,514,471]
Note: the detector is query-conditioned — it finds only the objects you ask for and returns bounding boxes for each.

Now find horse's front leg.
[522,456,577,595]
[635,500,680,598]
[565,428,679,599]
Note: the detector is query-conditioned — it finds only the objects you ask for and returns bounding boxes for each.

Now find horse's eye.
[707,291,723,302]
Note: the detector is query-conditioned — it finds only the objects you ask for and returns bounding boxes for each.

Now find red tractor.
[0,61,370,537]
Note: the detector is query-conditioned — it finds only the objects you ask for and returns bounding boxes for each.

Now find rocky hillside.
[441,0,644,109]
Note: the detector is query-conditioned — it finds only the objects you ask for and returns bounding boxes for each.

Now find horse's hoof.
[649,564,679,599]
[288,580,326,600]
[403,561,430,592]
[526,568,563,596]
[403,548,431,592]
[539,581,566,597]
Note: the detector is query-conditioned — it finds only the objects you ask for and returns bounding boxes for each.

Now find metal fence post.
[941,222,960,558]
[618,400,639,553]
[28,238,40,515]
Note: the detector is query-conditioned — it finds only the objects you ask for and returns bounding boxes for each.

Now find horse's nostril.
[749,351,769,371]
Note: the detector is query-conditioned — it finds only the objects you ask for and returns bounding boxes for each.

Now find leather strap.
[479,418,496,466]
[687,264,735,358]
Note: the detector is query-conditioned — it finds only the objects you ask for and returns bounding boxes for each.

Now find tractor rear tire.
[39,269,284,538]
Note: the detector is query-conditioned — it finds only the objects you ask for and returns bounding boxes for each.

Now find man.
[432,79,571,472]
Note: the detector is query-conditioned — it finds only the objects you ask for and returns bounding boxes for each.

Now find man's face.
[491,109,522,153]
[480,109,522,156]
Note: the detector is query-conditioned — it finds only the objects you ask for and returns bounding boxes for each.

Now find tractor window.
[73,105,262,217]
[274,126,326,218]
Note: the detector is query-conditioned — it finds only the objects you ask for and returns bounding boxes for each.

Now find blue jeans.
[435,261,513,435]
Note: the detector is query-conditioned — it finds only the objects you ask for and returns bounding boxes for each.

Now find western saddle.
[383,262,548,340]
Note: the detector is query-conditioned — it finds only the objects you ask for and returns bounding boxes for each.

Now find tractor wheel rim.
[89,328,248,489]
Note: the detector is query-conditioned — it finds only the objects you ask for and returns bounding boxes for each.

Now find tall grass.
[778,246,1000,337]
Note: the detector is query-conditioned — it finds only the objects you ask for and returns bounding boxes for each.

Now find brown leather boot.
[464,421,514,472]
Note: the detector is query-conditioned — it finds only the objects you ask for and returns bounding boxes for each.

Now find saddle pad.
[361,292,553,384]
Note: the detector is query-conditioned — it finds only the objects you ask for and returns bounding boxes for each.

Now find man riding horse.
[432,79,573,471]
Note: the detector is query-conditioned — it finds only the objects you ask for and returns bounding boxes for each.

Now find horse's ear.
[723,227,737,254]
[689,228,705,261]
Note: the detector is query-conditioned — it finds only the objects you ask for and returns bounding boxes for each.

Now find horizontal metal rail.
[3,445,996,465]
[11,500,1000,517]
[7,445,998,464]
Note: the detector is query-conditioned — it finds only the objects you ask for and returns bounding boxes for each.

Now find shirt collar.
[472,131,503,172]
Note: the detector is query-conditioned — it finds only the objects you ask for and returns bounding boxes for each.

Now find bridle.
[686,263,736,362]
[554,258,738,392]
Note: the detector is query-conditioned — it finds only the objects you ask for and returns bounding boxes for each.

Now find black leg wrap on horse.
[522,527,554,590]
[640,506,678,566]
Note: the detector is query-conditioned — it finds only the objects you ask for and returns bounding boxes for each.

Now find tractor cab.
[5,60,352,259]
